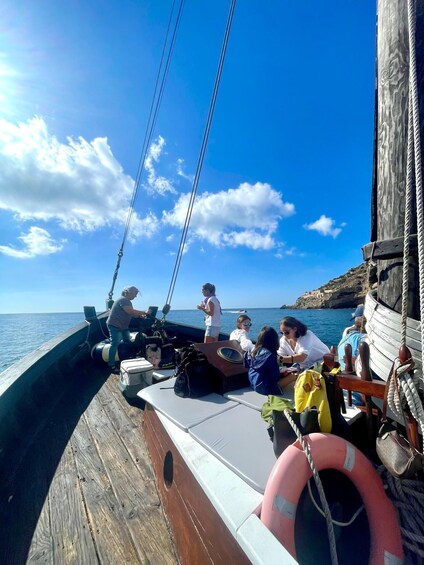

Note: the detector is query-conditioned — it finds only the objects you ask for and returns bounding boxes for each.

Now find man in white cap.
[106,286,147,374]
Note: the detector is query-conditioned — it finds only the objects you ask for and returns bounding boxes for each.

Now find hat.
[351,304,364,319]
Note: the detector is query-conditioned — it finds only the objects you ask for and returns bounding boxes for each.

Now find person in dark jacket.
[244,326,297,396]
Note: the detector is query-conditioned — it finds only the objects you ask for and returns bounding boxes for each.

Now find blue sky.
[0,1,376,314]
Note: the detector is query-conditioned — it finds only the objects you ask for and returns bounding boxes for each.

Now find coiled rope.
[378,466,424,561]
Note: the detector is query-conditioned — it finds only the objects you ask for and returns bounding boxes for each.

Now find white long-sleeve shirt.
[277,329,329,369]
[229,328,254,352]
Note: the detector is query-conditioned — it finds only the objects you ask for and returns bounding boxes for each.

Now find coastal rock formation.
[283,263,368,309]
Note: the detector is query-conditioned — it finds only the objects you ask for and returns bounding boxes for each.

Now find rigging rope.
[384,7,424,559]
[164,0,237,308]
[106,0,185,306]
[283,410,339,565]
[401,89,414,346]
[390,0,424,424]
[407,0,424,377]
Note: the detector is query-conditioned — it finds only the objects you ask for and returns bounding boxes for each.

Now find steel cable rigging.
[164,0,237,308]
[106,0,185,307]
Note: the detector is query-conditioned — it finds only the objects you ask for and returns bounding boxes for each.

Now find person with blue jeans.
[106,286,147,374]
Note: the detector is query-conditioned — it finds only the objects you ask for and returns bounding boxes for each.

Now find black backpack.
[174,345,215,398]
[159,342,176,369]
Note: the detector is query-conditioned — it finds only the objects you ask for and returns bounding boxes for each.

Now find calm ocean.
[0,308,354,375]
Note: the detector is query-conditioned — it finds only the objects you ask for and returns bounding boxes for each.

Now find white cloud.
[303,214,343,238]
[176,158,194,183]
[274,246,298,259]
[0,226,65,258]
[143,135,176,195]
[0,116,160,240]
[163,181,294,250]
[128,212,160,241]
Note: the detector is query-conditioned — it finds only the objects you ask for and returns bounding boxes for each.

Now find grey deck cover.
[189,403,277,493]
[224,387,267,411]
[138,377,238,431]
[225,382,295,411]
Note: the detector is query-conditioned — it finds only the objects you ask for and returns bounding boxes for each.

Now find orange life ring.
[261,433,403,564]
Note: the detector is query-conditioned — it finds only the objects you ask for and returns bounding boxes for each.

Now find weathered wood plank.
[362,234,418,260]
[75,385,178,564]
[374,0,424,318]
[26,499,53,564]
[97,375,157,482]
[48,437,97,564]
[0,382,98,565]
[71,407,145,564]
[336,375,386,397]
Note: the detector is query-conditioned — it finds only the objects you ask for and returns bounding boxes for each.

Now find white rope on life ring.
[260,433,403,565]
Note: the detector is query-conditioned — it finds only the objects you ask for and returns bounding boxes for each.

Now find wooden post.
[372,0,424,319]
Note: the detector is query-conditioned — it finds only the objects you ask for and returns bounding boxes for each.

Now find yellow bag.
[294,370,332,433]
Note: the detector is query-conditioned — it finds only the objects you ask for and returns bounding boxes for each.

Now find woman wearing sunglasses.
[230,314,254,352]
[278,316,329,370]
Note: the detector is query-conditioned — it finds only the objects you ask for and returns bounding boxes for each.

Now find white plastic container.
[119,358,154,397]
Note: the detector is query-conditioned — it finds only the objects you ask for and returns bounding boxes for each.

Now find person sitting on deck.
[337,315,367,371]
[337,315,367,406]
[244,326,297,396]
[230,314,254,352]
[277,316,330,370]
[341,304,365,338]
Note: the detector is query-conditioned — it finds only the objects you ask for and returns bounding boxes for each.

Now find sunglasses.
[281,329,291,336]
[242,322,252,327]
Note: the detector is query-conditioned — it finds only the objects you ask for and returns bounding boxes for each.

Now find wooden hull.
[364,290,422,380]
[144,405,251,564]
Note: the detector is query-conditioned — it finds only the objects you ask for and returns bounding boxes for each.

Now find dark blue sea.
[0,308,355,375]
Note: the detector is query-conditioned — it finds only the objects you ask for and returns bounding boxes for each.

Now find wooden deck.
[0,365,178,564]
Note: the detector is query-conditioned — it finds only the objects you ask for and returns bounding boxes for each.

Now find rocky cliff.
[282,263,368,309]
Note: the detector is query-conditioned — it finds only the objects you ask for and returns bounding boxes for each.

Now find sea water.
[0,308,355,375]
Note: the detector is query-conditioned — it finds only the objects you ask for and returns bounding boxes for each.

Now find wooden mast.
[368,0,424,319]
